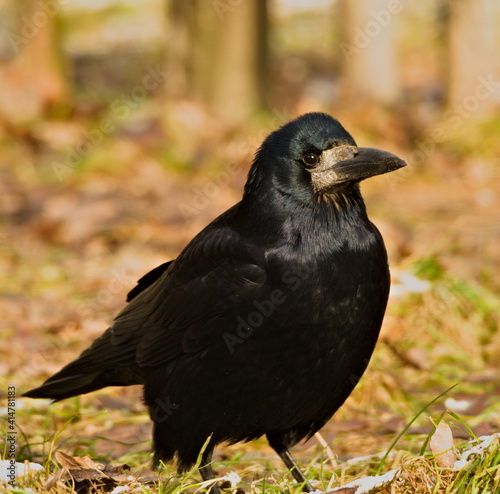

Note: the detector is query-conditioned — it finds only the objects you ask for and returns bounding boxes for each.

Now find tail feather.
[23,329,145,402]
[22,372,105,401]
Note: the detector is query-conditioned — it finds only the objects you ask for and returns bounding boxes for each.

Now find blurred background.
[1,0,499,483]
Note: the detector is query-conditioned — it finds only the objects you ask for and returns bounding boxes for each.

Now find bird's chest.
[240,249,387,413]
[251,244,387,381]
[268,244,387,326]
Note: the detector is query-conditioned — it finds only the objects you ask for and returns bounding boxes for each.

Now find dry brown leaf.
[51,451,133,493]
[430,422,457,468]
[55,450,104,471]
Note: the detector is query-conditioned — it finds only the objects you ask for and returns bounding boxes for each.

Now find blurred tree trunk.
[446,0,499,113]
[0,0,71,128]
[165,0,269,124]
[339,0,401,105]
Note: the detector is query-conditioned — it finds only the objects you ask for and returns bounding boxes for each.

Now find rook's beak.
[310,145,406,193]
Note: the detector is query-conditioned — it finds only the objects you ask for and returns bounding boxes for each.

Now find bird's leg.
[267,434,313,492]
[276,448,313,492]
[199,447,222,494]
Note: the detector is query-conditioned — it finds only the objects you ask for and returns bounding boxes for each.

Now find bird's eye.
[302,153,320,167]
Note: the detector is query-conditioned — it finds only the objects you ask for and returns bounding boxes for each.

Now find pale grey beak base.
[310,145,406,193]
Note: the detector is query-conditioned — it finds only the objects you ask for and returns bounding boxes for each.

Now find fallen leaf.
[430,422,457,468]
[55,450,104,471]
[51,451,133,493]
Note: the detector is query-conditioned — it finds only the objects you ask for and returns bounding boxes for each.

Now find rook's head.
[245,112,406,202]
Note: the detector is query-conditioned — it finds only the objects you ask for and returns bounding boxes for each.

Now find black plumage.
[24,113,406,492]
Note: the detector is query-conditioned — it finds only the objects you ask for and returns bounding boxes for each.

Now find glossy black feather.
[23,113,405,490]
[126,261,173,302]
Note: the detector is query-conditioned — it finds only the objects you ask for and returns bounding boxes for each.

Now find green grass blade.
[375,383,458,475]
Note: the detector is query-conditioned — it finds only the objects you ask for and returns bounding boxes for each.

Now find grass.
[2,425,499,493]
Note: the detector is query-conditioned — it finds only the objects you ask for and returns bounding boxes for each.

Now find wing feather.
[109,224,266,367]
